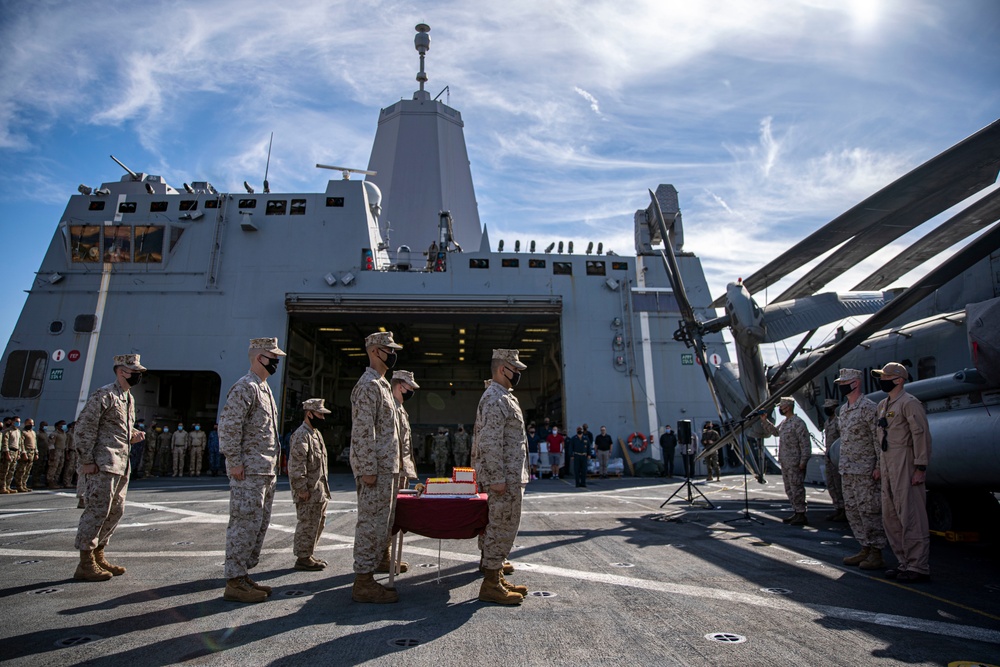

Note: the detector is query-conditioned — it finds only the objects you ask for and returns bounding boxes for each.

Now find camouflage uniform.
[47,428,68,487]
[472,373,529,569]
[349,366,400,574]
[762,409,811,513]
[838,394,886,549]
[701,426,720,480]
[74,380,140,551]
[394,401,418,484]
[16,427,38,490]
[62,429,78,488]
[156,429,173,475]
[2,425,21,490]
[289,419,331,559]
[452,428,471,467]
[823,412,844,510]
[220,369,280,580]
[432,431,450,477]
[142,429,159,477]
[188,428,207,476]
[171,428,190,477]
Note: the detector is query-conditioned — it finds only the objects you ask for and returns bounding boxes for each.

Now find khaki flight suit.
[188,429,207,476]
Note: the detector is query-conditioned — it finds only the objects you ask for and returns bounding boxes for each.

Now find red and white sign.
[709,353,722,366]
[68,350,81,362]
[52,349,66,362]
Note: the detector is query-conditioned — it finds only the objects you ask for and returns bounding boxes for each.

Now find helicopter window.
[290,199,307,215]
[266,200,287,215]
[529,259,546,269]
[150,201,168,212]
[103,226,132,262]
[553,262,572,275]
[88,201,106,211]
[69,225,102,263]
[501,258,519,268]
[179,200,198,211]
[49,320,64,335]
[204,199,219,209]
[586,261,606,276]
[326,197,345,207]
[118,202,137,214]
[1,350,47,399]
[134,226,164,263]
[917,357,936,380]
[238,199,257,208]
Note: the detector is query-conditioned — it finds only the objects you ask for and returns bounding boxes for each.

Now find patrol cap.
[391,370,420,389]
[778,396,795,408]
[835,368,862,384]
[113,354,147,372]
[365,331,403,349]
[492,348,527,370]
[249,337,286,356]
[301,398,331,414]
[871,362,908,380]
[823,398,839,408]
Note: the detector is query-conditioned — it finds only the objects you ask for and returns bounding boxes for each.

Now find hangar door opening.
[283,294,563,471]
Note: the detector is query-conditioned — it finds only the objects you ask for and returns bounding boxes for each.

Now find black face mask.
[382,350,398,369]
[837,383,853,398]
[401,389,414,402]
[261,357,279,376]
[878,379,897,393]
[24,425,33,431]
[126,372,142,387]
[824,407,836,416]
[309,413,325,424]
[507,369,521,387]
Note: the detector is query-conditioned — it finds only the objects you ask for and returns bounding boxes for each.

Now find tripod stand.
[659,473,715,509]
[725,414,764,525]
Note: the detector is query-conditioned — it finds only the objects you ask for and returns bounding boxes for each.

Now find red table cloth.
[392,493,489,539]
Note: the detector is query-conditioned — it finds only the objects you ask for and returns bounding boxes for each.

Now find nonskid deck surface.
[1,475,998,666]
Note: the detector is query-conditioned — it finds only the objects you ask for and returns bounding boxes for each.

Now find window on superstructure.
[69,225,101,263]
[290,199,307,215]
[326,197,345,207]
[118,202,137,214]
[612,261,628,271]
[266,200,287,215]
[134,226,164,263]
[553,262,572,275]
[529,259,546,269]
[1,350,47,399]
[238,199,257,209]
[103,226,132,262]
[88,201,106,211]
[586,261,606,276]
[179,200,198,211]
[469,259,489,269]
[169,226,186,252]
[150,201,168,212]
[502,258,519,268]
[204,198,219,209]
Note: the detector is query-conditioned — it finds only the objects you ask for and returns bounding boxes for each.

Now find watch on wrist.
[915,465,926,471]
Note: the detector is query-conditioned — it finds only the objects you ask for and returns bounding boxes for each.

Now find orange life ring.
[627,432,648,453]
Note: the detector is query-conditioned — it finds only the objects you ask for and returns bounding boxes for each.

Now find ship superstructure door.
[282,294,562,469]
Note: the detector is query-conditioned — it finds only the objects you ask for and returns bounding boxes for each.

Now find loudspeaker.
[677,420,692,445]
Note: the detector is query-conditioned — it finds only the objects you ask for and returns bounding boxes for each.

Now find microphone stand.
[725,413,764,525]
[660,439,714,509]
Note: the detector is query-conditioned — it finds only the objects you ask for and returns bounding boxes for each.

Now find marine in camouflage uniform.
[0,418,17,493]
[73,354,147,581]
[62,424,78,489]
[350,331,402,603]
[834,368,887,570]
[821,398,846,521]
[46,421,68,488]
[188,425,207,476]
[142,427,160,477]
[472,349,531,605]
[156,427,173,475]
[761,397,811,525]
[1,419,22,492]
[289,398,332,571]
[432,428,451,477]
[452,426,471,467]
[701,423,721,481]
[387,370,421,576]
[219,337,285,603]
[15,420,38,491]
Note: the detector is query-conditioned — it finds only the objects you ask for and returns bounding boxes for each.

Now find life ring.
[627,432,648,453]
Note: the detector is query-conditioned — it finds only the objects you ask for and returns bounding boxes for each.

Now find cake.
[423,467,479,496]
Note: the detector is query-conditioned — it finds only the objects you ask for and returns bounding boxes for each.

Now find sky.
[1,0,998,366]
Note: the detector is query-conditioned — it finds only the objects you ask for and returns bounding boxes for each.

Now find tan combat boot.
[93,546,126,576]
[244,574,272,596]
[376,547,408,573]
[224,577,267,603]
[788,512,809,526]
[295,556,325,571]
[478,568,523,605]
[352,573,399,603]
[74,550,113,582]
[498,572,528,596]
[842,545,871,566]
[859,548,885,571]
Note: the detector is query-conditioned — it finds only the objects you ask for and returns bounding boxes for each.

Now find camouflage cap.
[249,337,286,356]
[113,354,147,372]
[835,368,862,384]
[365,331,403,349]
[493,348,527,370]
[778,396,795,408]
[302,398,331,414]
[823,398,839,408]
[871,362,908,380]
[391,370,420,389]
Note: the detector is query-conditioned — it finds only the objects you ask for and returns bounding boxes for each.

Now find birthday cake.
[423,467,478,496]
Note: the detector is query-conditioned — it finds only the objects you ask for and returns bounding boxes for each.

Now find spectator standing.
[595,426,613,478]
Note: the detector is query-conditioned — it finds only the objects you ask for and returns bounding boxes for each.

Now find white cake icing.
[423,481,478,495]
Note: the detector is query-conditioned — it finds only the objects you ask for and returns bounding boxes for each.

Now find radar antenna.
[263,132,273,194]
[315,164,377,180]
[414,24,431,94]
[110,154,140,181]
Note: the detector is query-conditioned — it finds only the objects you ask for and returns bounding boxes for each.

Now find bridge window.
[134,226,164,263]
[553,262,572,275]
[204,199,219,209]
[290,199,307,215]
[612,261,628,270]
[179,200,198,211]
[70,225,101,263]
[1,350,47,399]
[88,201,106,211]
[326,197,345,207]
[502,258,520,268]
[266,200,287,215]
[469,259,489,269]
[150,201,168,212]
[529,259,546,269]
[103,226,132,262]
[238,199,257,208]
[586,260,606,276]
[118,202,137,214]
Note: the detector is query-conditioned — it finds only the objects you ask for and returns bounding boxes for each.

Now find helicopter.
[648,118,1000,530]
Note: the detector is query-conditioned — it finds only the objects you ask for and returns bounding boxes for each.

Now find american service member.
[73,354,146,581]
[834,368,887,570]
[349,331,402,603]
[761,397,811,526]
[219,337,285,603]
[472,348,531,605]
[288,398,332,572]
[873,362,932,583]
[822,398,846,521]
